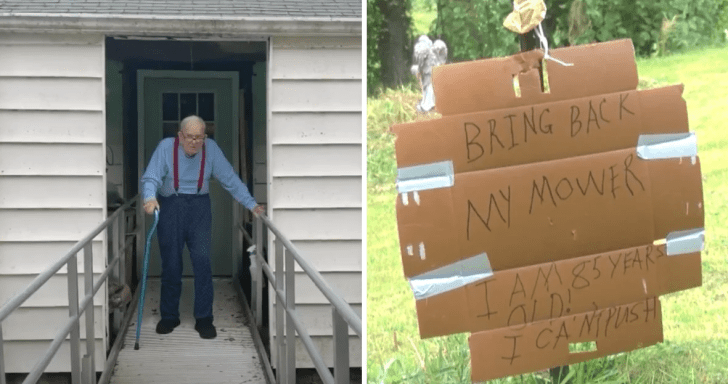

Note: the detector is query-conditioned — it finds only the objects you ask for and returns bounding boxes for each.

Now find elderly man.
[141,115,264,339]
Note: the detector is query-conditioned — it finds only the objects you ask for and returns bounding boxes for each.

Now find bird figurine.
[411,35,448,113]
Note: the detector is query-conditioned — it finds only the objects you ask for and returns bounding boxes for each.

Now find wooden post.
[515,3,570,381]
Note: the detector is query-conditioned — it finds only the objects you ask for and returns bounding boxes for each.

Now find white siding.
[268,36,362,369]
[271,304,362,336]
[271,209,361,241]
[3,340,106,373]
[271,336,362,368]
[270,48,361,80]
[0,77,104,111]
[0,33,107,374]
[270,80,360,112]
[3,307,105,340]
[270,272,361,305]
[0,274,106,307]
[0,143,105,176]
[0,241,104,275]
[0,209,105,242]
[0,176,105,209]
[290,240,362,272]
[0,44,104,78]
[0,110,105,143]
[269,176,361,209]
[270,144,362,177]
[270,112,361,144]
[272,36,361,49]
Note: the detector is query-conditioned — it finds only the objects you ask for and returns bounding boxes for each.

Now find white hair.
[179,115,206,132]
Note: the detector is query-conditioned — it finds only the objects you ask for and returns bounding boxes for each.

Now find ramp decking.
[109,278,267,384]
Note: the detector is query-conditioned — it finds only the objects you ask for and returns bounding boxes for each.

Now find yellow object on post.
[503,0,547,34]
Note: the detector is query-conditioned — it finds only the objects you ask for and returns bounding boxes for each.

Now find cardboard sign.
[469,297,664,382]
[397,148,703,277]
[431,39,639,116]
[391,39,704,382]
[392,85,688,174]
[415,244,700,338]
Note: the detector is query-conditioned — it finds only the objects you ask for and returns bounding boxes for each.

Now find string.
[534,23,574,67]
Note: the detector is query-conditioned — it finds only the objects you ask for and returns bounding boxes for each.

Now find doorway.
[137,70,239,277]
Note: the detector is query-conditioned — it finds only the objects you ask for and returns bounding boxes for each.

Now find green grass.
[367,45,728,383]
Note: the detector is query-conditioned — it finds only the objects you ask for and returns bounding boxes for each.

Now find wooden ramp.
[109,278,267,384]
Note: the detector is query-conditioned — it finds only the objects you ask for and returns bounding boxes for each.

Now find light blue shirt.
[141,137,257,210]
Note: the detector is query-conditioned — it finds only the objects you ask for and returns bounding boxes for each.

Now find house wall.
[267,35,362,368]
[0,32,107,373]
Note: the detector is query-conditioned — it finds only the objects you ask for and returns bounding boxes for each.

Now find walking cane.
[134,208,159,350]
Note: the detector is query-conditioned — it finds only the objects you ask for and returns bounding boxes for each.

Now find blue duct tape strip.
[636,133,697,160]
[409,253,493,300]
[396,160,454,193]
[666,228,705,256]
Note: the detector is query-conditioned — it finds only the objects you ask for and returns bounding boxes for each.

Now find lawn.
[366,45,728,383]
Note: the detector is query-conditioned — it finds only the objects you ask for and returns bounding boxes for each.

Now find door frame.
[137,70,241,278]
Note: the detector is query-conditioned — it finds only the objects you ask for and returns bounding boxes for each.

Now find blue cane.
[134,208,159,350]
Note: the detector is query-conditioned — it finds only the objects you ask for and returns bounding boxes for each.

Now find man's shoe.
[195,317,217,339]
[155,318,180,334]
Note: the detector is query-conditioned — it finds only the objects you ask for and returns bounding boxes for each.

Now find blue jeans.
[157,194,213,321]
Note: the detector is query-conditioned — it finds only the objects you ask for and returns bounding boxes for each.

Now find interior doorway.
[103,37,267,288]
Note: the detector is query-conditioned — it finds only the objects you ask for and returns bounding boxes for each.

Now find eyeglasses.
[182,132,206,143]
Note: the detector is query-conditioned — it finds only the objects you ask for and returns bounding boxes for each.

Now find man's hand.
[144,198,159,215]
[252,205,265,217]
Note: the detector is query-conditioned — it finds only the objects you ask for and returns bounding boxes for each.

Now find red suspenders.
[173,136,206,194]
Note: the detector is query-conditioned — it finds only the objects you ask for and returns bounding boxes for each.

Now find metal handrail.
[260,215,362,337]
[0,195,143,384]
[0,195,360,384]
[239,213,362,384]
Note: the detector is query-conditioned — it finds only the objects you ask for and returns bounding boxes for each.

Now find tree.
[367,0,382,94]
[374,0,413,89]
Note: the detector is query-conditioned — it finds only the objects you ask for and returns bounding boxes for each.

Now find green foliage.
[721,0,728,36]
[425,0,728,63]
[370,0,726,93]
[550,0,658,55]
[550,0,727,56]
[429,0,519,61]
[367,0,383,95]
[662,0,728,52]
[366,85,432,192]
[368,0,417,95]
[411,0,437,35]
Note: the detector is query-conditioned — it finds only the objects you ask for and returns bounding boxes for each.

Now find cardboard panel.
[415,244,700,338]
[397,149,703,277]
[469,298,663,382]
[393,85,688,174]
[392,39,704,382]
[432,39,638,116]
